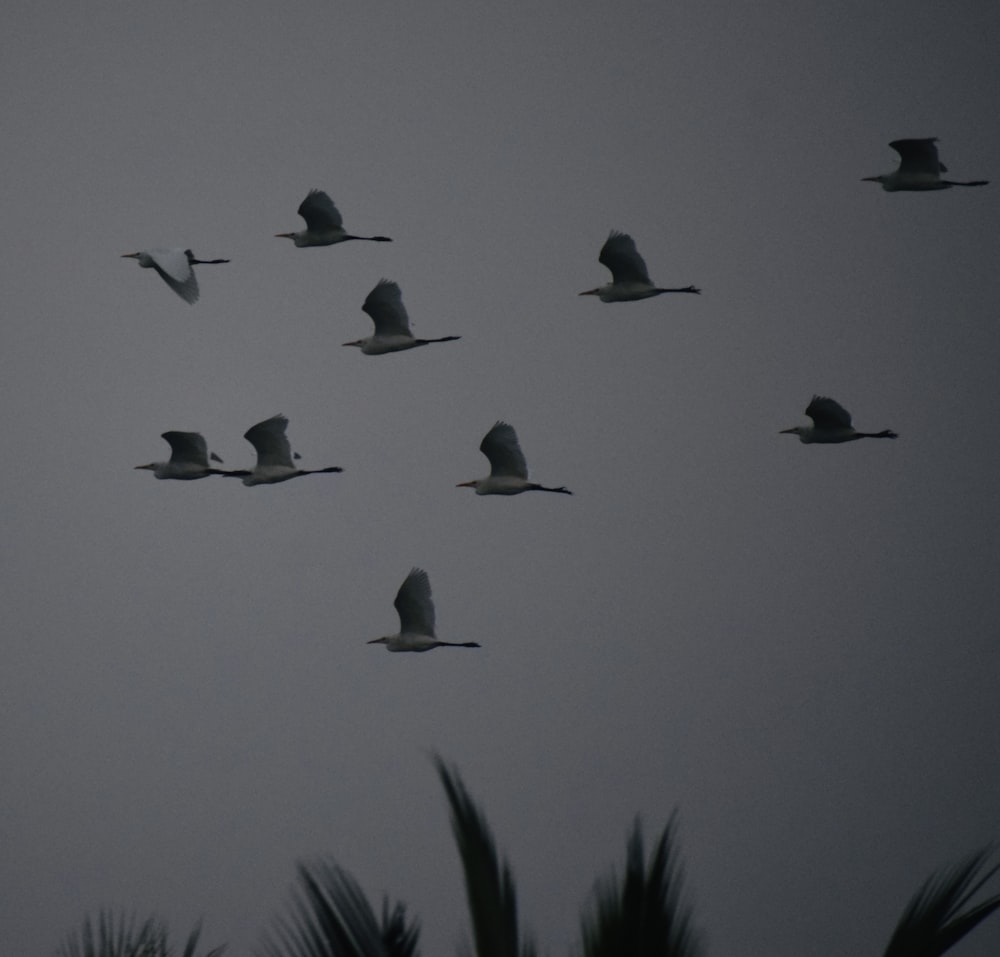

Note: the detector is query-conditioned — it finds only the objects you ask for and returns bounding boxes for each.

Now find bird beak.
[134,463,154,470]
[456,481,476,488]
[578,289,599,296]
[274,232,294,239]
[121,252,140,258]
[860,176,880,182]
[779,428,796,434]
[342,340,363,348]
[367,638,385,644]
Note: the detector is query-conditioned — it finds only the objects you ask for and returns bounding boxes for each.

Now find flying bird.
[862,139,989,191]
[236,414,343,485]
[275,189,392,246]
[457,421,572,495]
[367,568,480,652]
[580,231,700,302]
[121,248,229,304]
[781,396,898,443]
[343,279,461,355]
[135,431,244,480]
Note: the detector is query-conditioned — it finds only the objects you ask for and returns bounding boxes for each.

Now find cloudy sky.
[3,1,999,955]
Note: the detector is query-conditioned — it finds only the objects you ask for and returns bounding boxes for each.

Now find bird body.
[276,190,392,246]
[237,414,343,485]
[121,248,229,304]
[135,431,242,480]
[343,279,460,354]
[457,421,572,495]
[863,139,988,191]
[781,396,898,443]
[580,231,700,302]
[368,568,480,652]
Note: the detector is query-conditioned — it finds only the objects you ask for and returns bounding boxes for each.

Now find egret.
[237,414,343,485]
[343,278,461,355]
[457,421,572,495]
[368,568,480,652]
[275,190,392,246]
[781,396,898,443]
[121,248,229,304]
[135,431,245,480]
[580,231,700,302]
[863,139,989,191]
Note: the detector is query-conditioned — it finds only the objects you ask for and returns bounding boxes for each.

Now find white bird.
[781,396,898,443]
[457,421,572,495]
[367,568,480,652]
[343,279,461,355]
[275,190,392,246]
[580,231,700,302]
[862,139,989,191]
[237,414,343,485]
[135,431,244,480]
[121,248,230,304]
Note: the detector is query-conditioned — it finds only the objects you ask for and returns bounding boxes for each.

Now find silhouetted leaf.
[882,846,1000,957]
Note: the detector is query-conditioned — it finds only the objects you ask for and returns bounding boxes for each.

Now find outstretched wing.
[362,279,413,337]
[298,190,343,232]
[805,395,852,430]
[161,431,210,467]
[599,231,653,285]
[149,247,199,304]
[480,421,528,479]
[889,138,943,177]
[395,567,436,637]
[244,414,293,468]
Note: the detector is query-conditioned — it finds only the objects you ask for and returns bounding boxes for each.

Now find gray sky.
[3,1,999,955]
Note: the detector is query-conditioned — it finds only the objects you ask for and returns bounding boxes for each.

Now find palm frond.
[433,755,535,957]
[882,845,1000,957]
[260,859,418,957]
[58,910,224,957]
[579,815,702,957]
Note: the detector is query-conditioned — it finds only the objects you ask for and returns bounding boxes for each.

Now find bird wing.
[889,138,942,176]
[244,414,293,468]
[599,231,652,285]
[161,431,210,467]
[394,567,436,637]
[480,421,528,479]
[149,248,199,303]
[362,279,413,337]
[298,190,343,232]
[805,395,852,430]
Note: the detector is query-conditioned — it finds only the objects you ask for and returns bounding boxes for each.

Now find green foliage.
[259,859,419,957]
[881,846,1000,957]
[433,755,536,957]
[57,910,224,957]
[579,815,701,957]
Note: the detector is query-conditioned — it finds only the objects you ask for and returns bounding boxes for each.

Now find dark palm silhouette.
[56,763,1000,957]
[881,845,1000,957]
[260,859,419,957]
[57,910,224,957]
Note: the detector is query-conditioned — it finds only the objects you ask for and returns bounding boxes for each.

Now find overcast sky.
[3,2,999,955]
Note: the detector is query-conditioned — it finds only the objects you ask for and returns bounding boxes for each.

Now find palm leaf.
[579,815,701,957]
[260,859,418,957]
[881,846,1000,957]
[58,910,224,957]
[433,755,535,957]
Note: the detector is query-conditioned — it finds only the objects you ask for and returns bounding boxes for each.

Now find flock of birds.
[128,137,986,651]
